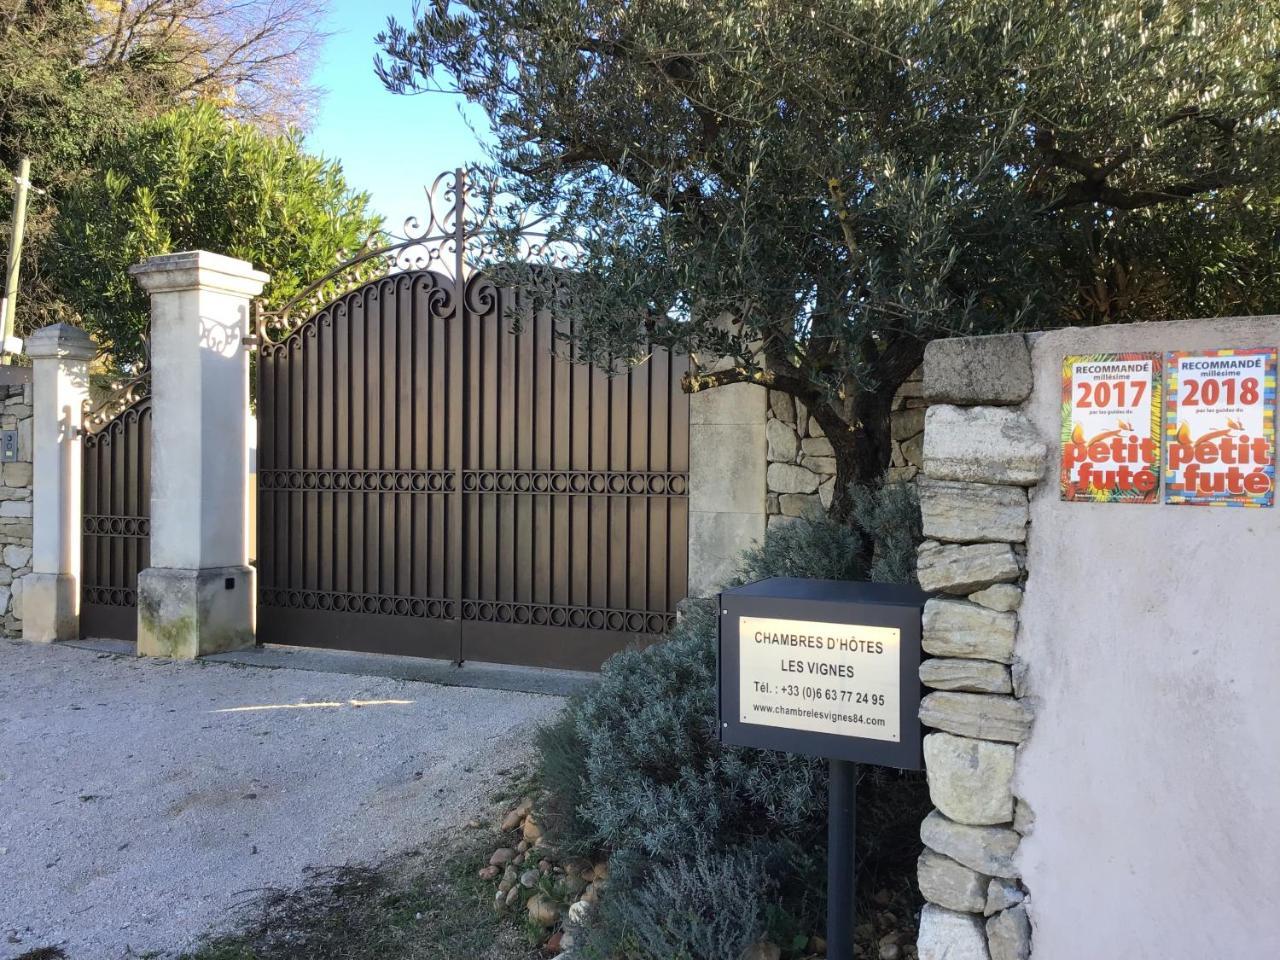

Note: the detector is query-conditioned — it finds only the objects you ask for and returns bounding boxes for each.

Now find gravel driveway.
[0,640,565,960]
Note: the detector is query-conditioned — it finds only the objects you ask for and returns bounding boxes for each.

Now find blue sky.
[306,2,492,225]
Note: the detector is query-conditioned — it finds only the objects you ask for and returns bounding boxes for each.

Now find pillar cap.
[130,250,270,297]
[24,322,97,361]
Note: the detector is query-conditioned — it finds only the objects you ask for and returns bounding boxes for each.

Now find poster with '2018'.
[1164,348,1276,507]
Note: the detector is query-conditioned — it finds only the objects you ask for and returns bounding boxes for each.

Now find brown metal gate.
[254,172,689,670]
[80,386,152,642]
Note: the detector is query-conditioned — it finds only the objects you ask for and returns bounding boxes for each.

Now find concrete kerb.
[68,637,598,698]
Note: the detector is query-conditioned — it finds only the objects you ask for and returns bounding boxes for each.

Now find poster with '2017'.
[1060,353,1162,503]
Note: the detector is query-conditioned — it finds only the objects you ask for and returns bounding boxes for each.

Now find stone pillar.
[687,380,768,597]
[130,251,268,658]
[914,333,1041,960]
[22,322,96,642]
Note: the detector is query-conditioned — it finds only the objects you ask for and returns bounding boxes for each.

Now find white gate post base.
[23,322,96,642]
[22,573,78,643]
[137,565,256,659]
[130,251,268,658]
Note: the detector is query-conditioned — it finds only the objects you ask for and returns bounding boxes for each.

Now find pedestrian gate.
[253,171,690,670]
[80,381,152,642]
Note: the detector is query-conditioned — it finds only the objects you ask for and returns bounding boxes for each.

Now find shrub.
[582,846,804,960]
[533,705,593,856]
[534,482,929,959]
[734,511,867,584]
[850,482,922,586]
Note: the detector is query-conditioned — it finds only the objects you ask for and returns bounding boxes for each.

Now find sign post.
[718,577,928,960]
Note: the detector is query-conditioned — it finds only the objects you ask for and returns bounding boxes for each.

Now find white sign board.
[738,615,901,743]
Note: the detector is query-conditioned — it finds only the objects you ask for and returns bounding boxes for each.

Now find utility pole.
[0,157,33,365]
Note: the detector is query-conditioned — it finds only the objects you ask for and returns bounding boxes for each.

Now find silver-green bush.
[536,484,928,959]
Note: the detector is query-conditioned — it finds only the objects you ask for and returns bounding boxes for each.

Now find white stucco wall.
[1017,316,1280,958]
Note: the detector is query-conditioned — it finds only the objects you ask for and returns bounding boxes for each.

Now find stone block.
[986,902,1031,960]
[689,381,768,425]
[800,455,837,475]
[923,406,1047,486]
[984,879,1024,917]
[892,405,926,442]
[923,599,1017,663]
[887,465,918,484]
[808,416,824,437]
[0,500,32,518]
[919,479,1028,544]
[767,462,820,494]
[918,848,989,913]
[1013,800,1035,836]
[2,461,32,487]
[920,658,1012,694]
[688,510,766,597]
[917,904,991,960]
[779,493,821,518]
[819,476,835,510]
[766,417,799,462]
[921,811,1021,879]
[924,334,1032,406]
[769,391,795,424]
[900,430,925,467]
[924,732,1015,825]
[801,436,834,457]
[969,584,1022,613]
[21,572,77,642]
[3,544,31,569]
[137,565,256,659]
[921,692,1034,744]
[918,541,1020,594]
[691,422,767,514]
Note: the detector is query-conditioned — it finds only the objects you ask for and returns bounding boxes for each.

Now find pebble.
[520,868,540,888]
[489,848,516,866]
[526,892,560,927]
[479,865,500,880]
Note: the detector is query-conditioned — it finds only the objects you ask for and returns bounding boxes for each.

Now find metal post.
[827,758,858,960]
[1,157,32,363]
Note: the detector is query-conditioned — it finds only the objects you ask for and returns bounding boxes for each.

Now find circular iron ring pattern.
[259,470,456,493]
[82,515,151,538]
[460,470,688,497]
[259,588,456,621]
[460,600,672,635]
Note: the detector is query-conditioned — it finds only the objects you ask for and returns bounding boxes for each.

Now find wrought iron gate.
[80,382,152,641]
[254,171,689,669]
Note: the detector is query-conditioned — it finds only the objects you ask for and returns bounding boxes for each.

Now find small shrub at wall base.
[534,484,931,960]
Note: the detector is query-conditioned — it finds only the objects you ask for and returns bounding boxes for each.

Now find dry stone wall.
[914,334,1042,960]
[765,368,926,525]
[0,380,34,635]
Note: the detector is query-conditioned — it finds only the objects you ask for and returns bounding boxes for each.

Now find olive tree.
[376,0,1280,521]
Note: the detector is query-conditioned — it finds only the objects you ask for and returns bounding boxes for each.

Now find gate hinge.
[241,335,259,347]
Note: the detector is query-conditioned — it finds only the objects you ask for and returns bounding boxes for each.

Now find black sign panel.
[718,577,927,770]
